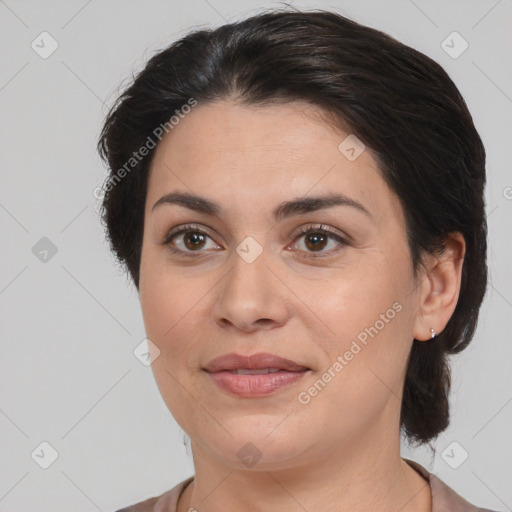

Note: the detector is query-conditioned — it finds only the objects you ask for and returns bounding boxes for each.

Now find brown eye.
[182,232,207,250]
[162,224,220,256]
[303,232,329,252]
[292,224,348,257]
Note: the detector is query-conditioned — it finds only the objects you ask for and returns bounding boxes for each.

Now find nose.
[211,246,291,333]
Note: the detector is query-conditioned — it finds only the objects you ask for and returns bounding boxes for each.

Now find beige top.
[115,458,500,512]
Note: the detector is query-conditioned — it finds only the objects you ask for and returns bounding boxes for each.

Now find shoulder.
[404,458,502,512]
[114,476,194,512]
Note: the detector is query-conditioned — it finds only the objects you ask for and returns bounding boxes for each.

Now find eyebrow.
[151,190,372,221]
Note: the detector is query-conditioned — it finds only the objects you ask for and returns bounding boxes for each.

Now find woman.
[97,8,498,512]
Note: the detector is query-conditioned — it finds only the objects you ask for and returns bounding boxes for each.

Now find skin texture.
[138,99,465,512]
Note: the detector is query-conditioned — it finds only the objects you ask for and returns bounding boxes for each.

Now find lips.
[203,352,310,373]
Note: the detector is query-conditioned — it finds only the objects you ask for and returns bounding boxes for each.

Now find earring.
[430,328,436,339]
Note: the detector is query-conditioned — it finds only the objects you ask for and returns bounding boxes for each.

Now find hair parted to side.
[97,7,487,448]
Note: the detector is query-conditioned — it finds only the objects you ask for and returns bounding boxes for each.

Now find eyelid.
[289,223,349,242]
[161,223,217,246]
[160,224,224,258]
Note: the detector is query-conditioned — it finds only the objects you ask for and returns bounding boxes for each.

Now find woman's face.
[139,99,425,469]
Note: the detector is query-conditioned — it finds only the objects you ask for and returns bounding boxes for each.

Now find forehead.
[146,99,403,224]
[152,99,343,161]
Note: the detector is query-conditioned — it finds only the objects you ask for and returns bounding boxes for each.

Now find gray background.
[1,0,510,510]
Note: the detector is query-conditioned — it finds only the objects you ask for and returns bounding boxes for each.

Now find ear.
[413,232,466,341]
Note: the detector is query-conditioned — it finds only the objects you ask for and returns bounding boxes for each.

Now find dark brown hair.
[97,8,487,447]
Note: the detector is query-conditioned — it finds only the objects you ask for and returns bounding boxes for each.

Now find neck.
[177,424,431,512]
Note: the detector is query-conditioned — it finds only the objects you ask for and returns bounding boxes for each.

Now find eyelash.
[160,223,348,258]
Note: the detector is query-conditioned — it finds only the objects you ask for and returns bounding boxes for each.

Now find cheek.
[302,258,414,387]
[294,278,412,436]
[302,260,402,336]
[139,259,204,420]
[139,247,190,334]
[139,253,209,373]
